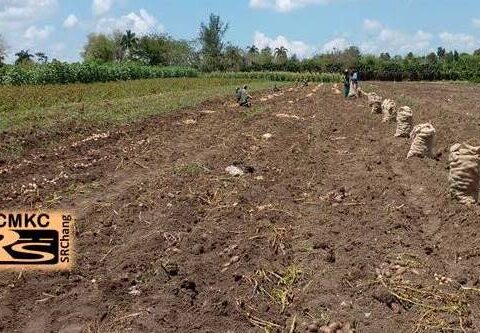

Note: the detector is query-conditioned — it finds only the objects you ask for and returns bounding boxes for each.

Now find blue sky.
[1,0,480,62]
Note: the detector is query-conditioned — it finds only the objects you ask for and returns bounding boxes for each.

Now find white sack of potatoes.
[395,106,414,137]
[407,123,436,158]
[381,99,397,123]
[448,143,480,204]
[368,93,382,114]
[348,81,358,98]
[357,88,366,98]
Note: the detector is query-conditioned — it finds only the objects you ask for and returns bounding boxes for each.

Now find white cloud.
[92,0,114,16]
[358,19,433,54]
[321,37,350,52]
[0,0,57,22]
[363,19,383,31]
[378,28,432,53]
[250,0,330,12]
[23,25,53,40]
[253,31,314,58]
[472,18,480,28]
[409,30,433,52]
[96,9,163,35]
[0,0,58,59]
[439,32,477,51]
[63,14,79,29]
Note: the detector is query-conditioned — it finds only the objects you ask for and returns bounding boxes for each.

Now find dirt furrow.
[0,82,479,333]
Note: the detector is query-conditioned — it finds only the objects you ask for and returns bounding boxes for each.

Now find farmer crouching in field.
[236,85,252,107]
[343,69,350,98]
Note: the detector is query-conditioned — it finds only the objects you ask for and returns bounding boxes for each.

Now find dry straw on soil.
[374,253,480,333]
[378,277,472,332]
[238,266,304,331]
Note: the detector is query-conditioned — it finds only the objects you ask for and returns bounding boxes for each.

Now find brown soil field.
[0,82,479,333]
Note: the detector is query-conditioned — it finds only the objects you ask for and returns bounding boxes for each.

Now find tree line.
[2,14,480,82]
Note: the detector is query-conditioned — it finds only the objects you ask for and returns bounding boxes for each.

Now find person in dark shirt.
[343,69,350,98]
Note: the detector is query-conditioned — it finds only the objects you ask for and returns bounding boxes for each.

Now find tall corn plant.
[0,63,198,86]
[204,71,343,83]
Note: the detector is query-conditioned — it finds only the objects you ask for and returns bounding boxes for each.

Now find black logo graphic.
[0,212,73,270]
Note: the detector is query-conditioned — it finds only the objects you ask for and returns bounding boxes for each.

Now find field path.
[0,82,479,332]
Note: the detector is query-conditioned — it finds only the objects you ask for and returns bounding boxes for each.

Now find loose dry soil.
[0,82,479,333]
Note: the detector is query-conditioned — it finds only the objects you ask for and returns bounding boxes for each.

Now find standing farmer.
[343,69,351,98]
[352,70,359,93]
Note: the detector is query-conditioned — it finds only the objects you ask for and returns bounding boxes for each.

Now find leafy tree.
[252,47,274,66]
[344,46,361,59]
[453,50,460,61]
[135,33,195,66]
[167,39,197,66]
[224,44,244,71]
[134,34,169,65]
[82,33,116,63]
[426,52,438,63]
[444,51,454,63]
[15,49,34,65]
[35,52,48,64]
[406,52,414,59]
[337,45,361,69]
[380,52,391,61]
[284,54,300,71]
[199,13,229,71]
[244,45,259,66]
[247,45,259,55]
[260,47,272,57]
[111,31,127,61]
[474,48,480,56]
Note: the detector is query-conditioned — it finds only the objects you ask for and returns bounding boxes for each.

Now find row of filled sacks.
[367,92,414,138]
[365,91,480,205]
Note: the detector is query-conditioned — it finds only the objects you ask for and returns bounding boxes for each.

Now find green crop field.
[0,77,288,135]
[205,71,342,83]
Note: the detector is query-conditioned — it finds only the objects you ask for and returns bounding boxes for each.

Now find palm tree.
[35,52,48,64]
[121,30,138,59]
[247,45,259,55]
[15,49,34,65]
[274,46,288,63]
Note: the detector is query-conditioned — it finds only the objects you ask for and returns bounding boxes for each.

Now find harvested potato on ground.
[319,322,355,333]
